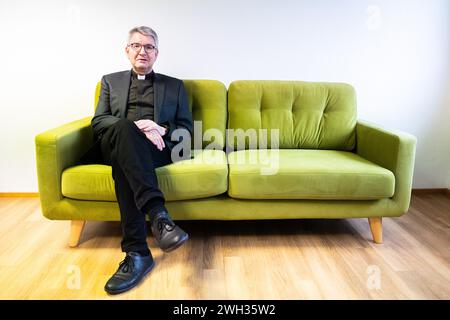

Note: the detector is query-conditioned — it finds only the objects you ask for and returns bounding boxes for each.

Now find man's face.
[126,32,158,74]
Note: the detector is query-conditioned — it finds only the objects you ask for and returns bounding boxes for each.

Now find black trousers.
[100,119,172,253]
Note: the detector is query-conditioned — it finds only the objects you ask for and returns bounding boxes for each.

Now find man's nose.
[138,46,147,55]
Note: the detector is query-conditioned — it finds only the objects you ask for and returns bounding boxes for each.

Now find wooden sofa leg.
[368,217,382,244]
[69,220,86,247]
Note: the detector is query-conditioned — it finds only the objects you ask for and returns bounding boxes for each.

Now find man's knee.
[112,118,137,131]
[104,119,144,146]
[109,118,144,137]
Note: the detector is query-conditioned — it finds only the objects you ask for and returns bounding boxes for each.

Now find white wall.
[0,0,449,191]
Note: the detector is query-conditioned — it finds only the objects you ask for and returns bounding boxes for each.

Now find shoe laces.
[118,254,135,273]
[157,217,175,234]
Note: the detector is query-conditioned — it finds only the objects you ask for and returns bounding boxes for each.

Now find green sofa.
[35,80,417,247]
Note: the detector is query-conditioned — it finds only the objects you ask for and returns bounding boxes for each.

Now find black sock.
[142,197,166,218]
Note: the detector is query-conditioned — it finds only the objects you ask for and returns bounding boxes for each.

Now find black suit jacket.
[81,70,193,164]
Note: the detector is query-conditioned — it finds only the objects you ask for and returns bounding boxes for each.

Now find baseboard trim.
[412,188,450,196]
[0,193,39,197]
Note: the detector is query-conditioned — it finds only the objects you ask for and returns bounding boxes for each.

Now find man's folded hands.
[134,120,166,150]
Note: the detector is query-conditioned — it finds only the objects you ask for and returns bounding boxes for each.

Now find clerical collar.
[131,70,154,81]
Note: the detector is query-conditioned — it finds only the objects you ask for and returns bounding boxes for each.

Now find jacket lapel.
[153,73,165,123]
[118,70,132,119]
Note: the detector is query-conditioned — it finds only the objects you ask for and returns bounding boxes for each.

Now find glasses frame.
[127,43,157,53]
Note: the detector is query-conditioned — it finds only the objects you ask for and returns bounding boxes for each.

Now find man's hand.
[134,119,166,150]
[143,128,165,151]
[134,119,166,136]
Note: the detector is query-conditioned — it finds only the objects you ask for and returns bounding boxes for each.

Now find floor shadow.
[76,218,371,249]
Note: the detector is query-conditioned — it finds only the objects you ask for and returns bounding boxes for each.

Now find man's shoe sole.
[158,233,189,253]
[105,261,155,295]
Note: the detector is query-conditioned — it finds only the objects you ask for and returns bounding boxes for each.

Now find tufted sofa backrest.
[227,80,357,150]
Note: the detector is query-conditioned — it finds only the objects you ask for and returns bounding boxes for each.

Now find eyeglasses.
[127,43,157,53]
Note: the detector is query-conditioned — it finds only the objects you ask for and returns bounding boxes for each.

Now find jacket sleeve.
[91,76,120,139]
[162,81,193,139]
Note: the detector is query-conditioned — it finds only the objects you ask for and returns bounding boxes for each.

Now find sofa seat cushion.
[228,149,395,200]
[62,150,228,201]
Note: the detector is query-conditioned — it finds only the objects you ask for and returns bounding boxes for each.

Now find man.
[89,26,193,295]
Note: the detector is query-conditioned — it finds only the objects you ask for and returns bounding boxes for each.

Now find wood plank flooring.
[0,194,448,299]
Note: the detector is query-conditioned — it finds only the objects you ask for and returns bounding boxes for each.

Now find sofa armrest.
[35,117,93,218]
[356,119,417,214]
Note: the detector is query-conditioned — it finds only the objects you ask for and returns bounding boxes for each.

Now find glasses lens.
[129,43,155,52]
[144,45,155,52]
[131,43,141,51]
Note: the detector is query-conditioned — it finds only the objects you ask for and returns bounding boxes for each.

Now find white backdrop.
[0,0,449,191]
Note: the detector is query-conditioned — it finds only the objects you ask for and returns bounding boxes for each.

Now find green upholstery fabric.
[183,80,227,149]
[228,149,394,200]
[227,81,356,150]
[61,149,228,201]
[356,119,416,214]
[45,195,402,222]
[35,116,92,217]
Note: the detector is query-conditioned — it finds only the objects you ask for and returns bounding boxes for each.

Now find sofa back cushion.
[183,80,227,149]
[94,79,227,149]
[227,80,357,150]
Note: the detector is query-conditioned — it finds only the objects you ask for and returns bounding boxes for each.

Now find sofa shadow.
[76,218,371,250]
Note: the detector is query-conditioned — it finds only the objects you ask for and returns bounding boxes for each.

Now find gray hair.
[128,26,159,48]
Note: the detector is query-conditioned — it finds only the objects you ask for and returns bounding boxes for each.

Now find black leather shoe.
[151,210,189,252]
[104,252,155,295]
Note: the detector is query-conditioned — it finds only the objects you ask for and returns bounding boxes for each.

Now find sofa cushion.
[183,80,227,149]
[227,81,356,150]
[228,149,395,200]
[62,150,228,201]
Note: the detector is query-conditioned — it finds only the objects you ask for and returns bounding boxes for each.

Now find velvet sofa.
[35,79,416,247]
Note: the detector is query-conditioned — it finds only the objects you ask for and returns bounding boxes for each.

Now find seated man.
[88,26,193,294]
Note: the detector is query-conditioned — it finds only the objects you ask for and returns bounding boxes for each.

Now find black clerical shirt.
[126,70,155,121]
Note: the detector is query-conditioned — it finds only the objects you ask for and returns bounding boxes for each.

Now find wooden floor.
[0,194,448,299]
